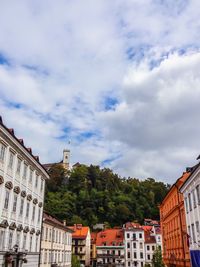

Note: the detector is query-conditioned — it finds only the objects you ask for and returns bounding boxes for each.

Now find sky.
[1,0,200,183]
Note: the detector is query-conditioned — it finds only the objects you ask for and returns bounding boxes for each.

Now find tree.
[151,246,165,267]
[72,255,81,267]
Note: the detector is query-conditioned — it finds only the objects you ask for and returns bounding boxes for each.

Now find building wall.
[160,174,191,267]
[180,167,200,267]
[0,126,48,267]
[40,222,72,267]
[96,246,125,267]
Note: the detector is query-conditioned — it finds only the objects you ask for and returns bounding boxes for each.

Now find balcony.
[97,254,124,259]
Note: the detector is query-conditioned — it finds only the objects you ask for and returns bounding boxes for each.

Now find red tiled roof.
[142,226,153,232]
[124,222,143,229]
[96,229,124,246]
[69,224,90,239]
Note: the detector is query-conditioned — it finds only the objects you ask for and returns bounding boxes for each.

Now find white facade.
[0,121,49,267]
[96,246,125,267]
[180,165,200,261]
[144,243,156,265]
[124,229,145,267]
[40,217,72,267]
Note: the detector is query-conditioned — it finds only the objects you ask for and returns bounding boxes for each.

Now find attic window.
[103,242,107,246]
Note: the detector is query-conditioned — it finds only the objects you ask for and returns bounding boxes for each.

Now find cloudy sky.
[0,0,200,183]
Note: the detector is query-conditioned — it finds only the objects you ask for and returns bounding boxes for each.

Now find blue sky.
[1,0,200,182]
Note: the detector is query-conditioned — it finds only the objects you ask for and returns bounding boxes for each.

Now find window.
[188,226,192,244]
[134,252,137,258]
[16,232,20,247]
[152,245,155,251]
[139,233,142,238]
[127,233,130,239]
[133,242,136,249]
[192,224,196,243]
[8,231,13,249]
[147,254,151,260]
[16,158,22,174]
[185,197,189,213]
[188,193,192,211]
[140,252,143,259]
[147,245,150,251]
[196,185,200,205]
[23,234,27,250]
[127,252,130,259]
[133,233,136,239]
[23,163,28,179]
[4,190,10,209]
[128,262,130,267]
[140,242,143,249]
[40,179,44,192]
[127,242,130,248]
[35,237,38,252]
[32,206,35,222]
[192,190,197,208]
[196,221,200,236]
[26,202,30,218]
[35,174,38,188]
[0,230,5,250]
[0,143,6,162]
[29,169,33,183]
[118,250,121,256]
[38,208,41,223]
[20,198,24,216]
[8,151,14,169]
[12,194,18,212]
[30,236,32,252]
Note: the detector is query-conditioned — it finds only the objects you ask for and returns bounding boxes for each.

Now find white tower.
[63,149,70,169]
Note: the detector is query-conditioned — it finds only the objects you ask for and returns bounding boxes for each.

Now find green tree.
[72,255,81,267]
[151,247,165,267]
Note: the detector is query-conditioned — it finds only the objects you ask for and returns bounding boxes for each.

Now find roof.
[43,212,73,232]
[96,229,124,246]
[91,232,97,244]
[69,224,90,239]
[124,222,143,230]
[144,231,156,244]
[0,116,49,178]
[180,163,200,192]
[142,226,153,232]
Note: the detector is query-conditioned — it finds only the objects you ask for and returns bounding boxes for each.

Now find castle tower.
[63,149,70,169]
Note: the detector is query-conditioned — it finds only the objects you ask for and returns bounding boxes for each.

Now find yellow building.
[40,212,73,267]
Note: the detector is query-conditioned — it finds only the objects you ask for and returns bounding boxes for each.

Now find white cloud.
[0,1,200,182]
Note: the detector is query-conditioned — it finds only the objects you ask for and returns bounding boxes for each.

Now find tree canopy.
[44,164,170,227]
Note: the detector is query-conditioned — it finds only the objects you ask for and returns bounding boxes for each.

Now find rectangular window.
[192,190,197,208]
[196,221,200,235]
[188,193,192,211]
[4,190,10,209]
[133,233,136,240]
[127,233,130,239]
[40,179,44,192]
[140,252,143,259]
[29,169,33,183]
[133,242,136,249]
[23,163,28,179]
[147,254,150,260]
[12,194,18,212]
[196,185,200,205]
[23,234,27,250]
[8,151,14,169]
[26,202,30,218]
[38,208,41,223]
[16,158,22,174]
[152,245,155,251]
[16,232,20,247]
[20,198,24,216]
[32,206,35,222]
[35,174,38,188]
[35,236,38,252]
[29,236,32,252]
[127,252,130,258]
[0,230,5,250]
[127,242,130,248]
[139,233,142,238]
[140,242,143,249]
[0,143,6,162]
[134,252,137,258]
[147,245,150,251]
[8,231,13,249]
[188,226,192,244]
[185,197,189,213]
[192,224,196,243]
[46,228,48,240]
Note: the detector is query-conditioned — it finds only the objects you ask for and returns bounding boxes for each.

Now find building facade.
[160,171,191,267]
[96,229,125,267]
[0,117,49,267]
[40,212,73,267]
[90,232,97,267]
[180,164,200,267]
[70,224,91,267]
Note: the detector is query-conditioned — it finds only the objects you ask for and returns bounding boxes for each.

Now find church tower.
[63,149,70,169]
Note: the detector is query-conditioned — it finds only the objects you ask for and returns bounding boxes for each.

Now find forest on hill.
[44,164,170,227]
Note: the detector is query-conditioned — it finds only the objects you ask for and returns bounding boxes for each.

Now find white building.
[124,223,145,267]
[0,117,49,267]
[180,164,200,267]
[40,212,73,267]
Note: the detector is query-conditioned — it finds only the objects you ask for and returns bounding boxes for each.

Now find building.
[124,222,146,267]
[96,228,125,267]
[144,230,157,266]
[159,171,191,267]
[40,212,73,267]
[180,163,200,267]
[91,232,97,267]
[70,224,91,267]
[0,117,49,267]
[43,149,70,171]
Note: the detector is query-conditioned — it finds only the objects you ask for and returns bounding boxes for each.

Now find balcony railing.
[97,254,124,258]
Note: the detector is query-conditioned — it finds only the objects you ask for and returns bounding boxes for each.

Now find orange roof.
[96,229,124,246]
[124,222,143,230]
[142,226,153,232]
[69,224,90,239]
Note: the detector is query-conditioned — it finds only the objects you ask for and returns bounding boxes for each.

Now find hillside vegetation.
[44,164,170,227]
